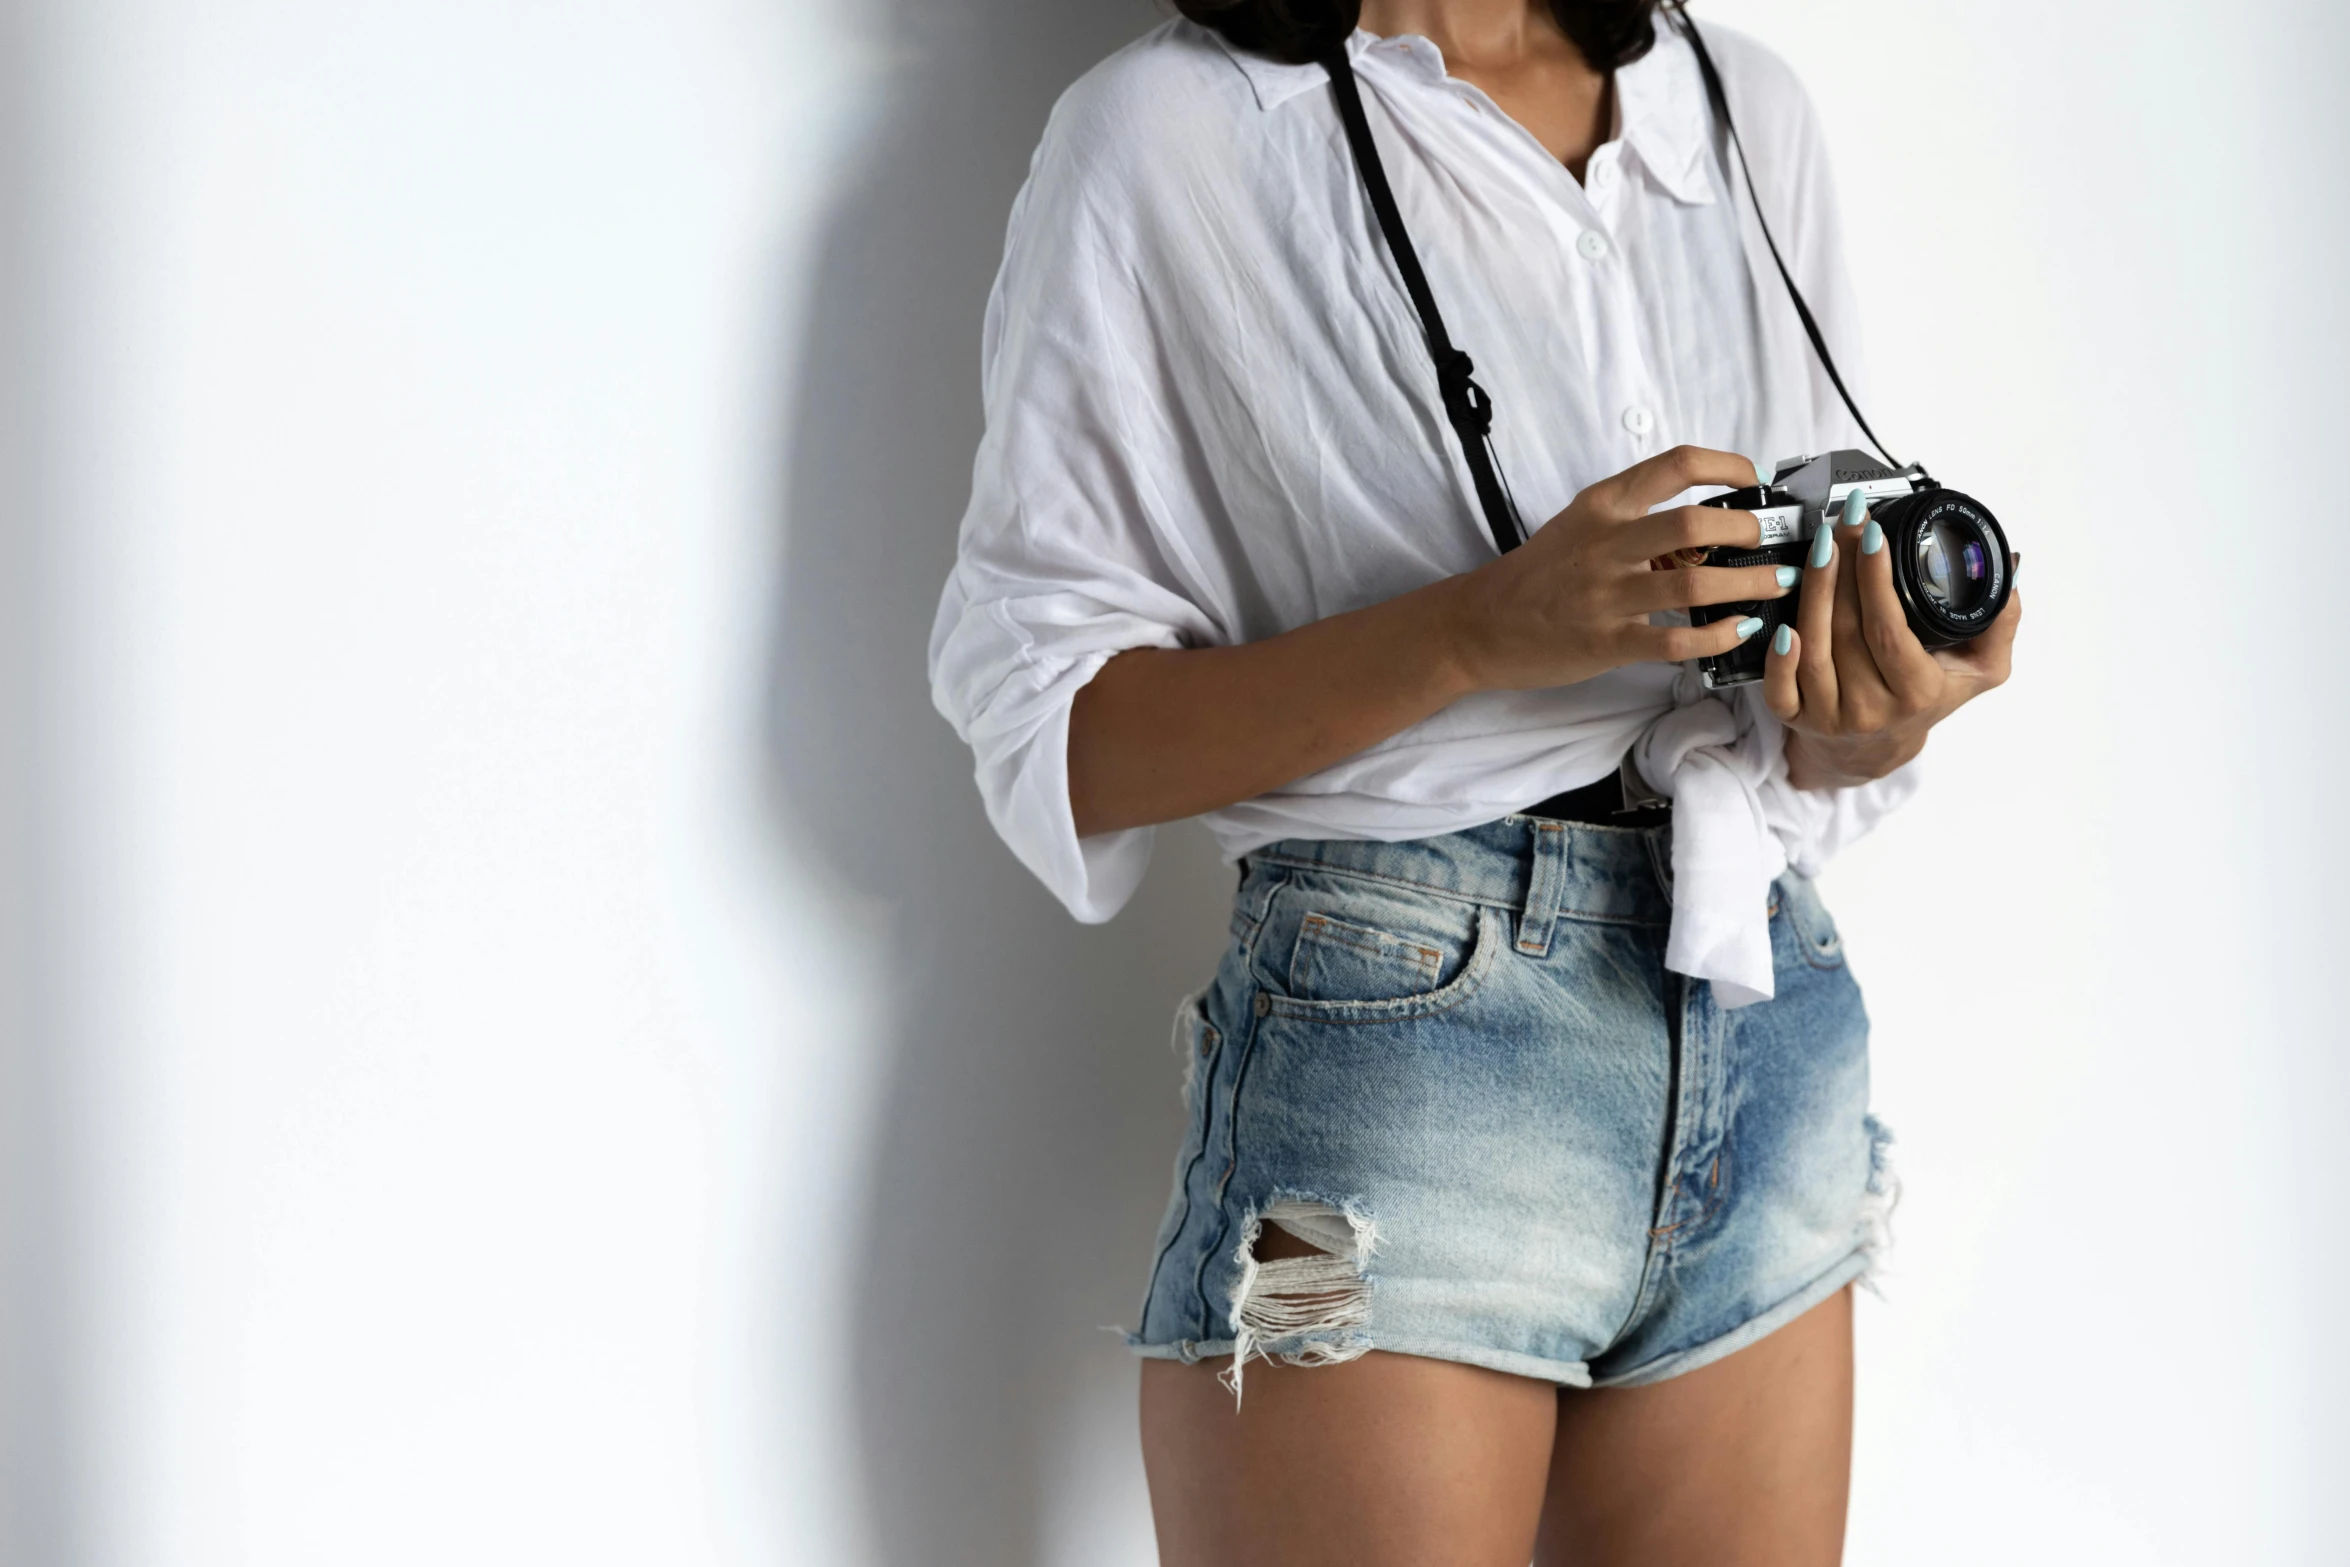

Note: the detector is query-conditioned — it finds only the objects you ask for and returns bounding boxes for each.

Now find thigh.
[1142,1298,1559,1567]
[1535,1286,1854,1567]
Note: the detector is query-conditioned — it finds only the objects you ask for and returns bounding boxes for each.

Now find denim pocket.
[1256,870,1480,1008]
[1265,906,1501,1023]
[1289,912,1444,1002]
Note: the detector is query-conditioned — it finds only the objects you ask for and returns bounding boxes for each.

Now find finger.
[1795,518,1841,720]
[1933,574,2025,688]
[1827,526,1896,723]
[1852,508,1945,711]
[1622,561,1799,616]
[1762,623,1801,722]
[1618,503,1770,562]
[1587,445,1772,520]
[1623,610,1771,666]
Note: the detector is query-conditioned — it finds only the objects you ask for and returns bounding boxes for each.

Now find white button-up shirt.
[929,17,1917,1005]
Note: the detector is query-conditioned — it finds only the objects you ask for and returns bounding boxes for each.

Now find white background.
[3,0,2344,1563]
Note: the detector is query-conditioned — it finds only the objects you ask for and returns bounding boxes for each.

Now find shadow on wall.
[1,0,77,1555]
[764,3,1228,1562]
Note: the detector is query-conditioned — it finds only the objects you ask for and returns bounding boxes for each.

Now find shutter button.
[1575,230,1608,261]
[1622,405,1655,435]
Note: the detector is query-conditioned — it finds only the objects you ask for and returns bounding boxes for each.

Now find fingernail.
[1735,617,1765,640]
[1753,459,1772,489]
[1841,488,1868,529]
[1861,517,1884,555]
[1772,623,1793,656]
[1808,524,1834,570]
[1775,565,1799,588]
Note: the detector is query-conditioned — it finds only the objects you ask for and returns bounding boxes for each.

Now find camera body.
[1687,450,2013,689]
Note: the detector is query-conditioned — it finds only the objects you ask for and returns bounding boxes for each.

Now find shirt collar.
[1206,21,1718,207]
[1612,27,1718,206]
[1207,25,1384,113]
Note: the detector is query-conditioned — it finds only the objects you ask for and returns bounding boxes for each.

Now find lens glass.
[1915,517,1990,615]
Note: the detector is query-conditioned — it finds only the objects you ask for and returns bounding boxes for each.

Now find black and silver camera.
[1686,450,2013,689]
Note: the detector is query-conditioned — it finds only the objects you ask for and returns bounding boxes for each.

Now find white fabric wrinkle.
[1631,681,1783,1007]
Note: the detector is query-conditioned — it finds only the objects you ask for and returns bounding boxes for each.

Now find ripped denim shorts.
[1127,813,1893,1393]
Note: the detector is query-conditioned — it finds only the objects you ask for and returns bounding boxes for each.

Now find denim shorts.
[1128,814,1892,1391]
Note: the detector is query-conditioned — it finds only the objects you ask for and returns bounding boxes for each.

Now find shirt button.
[1575,230,1608,261]
[1622,405,1655,435]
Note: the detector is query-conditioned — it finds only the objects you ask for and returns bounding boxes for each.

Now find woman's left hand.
[1762,500,2024,790]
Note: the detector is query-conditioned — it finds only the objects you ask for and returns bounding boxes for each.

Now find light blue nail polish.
[1772,623,1793,656]
[1753,459,1772,490]
[1775,565,1800,588]
[1841,487,1868,529]
[1735,617,1764,639]
[1861,517,1885,555]
[1808,524,1834,570]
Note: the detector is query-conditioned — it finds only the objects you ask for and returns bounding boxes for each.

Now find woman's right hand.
[1446,445,1794,692]
[1069,445,1792,836]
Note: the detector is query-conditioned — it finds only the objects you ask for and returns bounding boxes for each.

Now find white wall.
[1707,2,2350,1560]
[24,1,906,1561]
[1,0,73,1559]
[6,1,2344,1565]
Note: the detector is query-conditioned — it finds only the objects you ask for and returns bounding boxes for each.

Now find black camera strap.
[1323,45,1527,555]
[1320,8,1901,542]
[1667,4,1900,468]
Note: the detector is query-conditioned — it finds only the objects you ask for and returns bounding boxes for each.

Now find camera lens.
[1915,517,1991,615]
[1870,488,2011,649]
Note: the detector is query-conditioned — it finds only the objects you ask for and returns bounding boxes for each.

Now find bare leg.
[1139,1229,1557,1567]
[1535,1286,1855,1567]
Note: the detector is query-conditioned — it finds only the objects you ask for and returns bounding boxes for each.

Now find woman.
[929,0,2019,1560]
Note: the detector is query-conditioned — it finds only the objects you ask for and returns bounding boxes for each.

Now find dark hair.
[1172,0,1668,72]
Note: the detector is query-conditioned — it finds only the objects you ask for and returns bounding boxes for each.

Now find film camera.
[1686,450,2013,689]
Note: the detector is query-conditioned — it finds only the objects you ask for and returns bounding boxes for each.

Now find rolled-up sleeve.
[928,109,1221,922]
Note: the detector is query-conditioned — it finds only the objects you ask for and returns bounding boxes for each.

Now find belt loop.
[1645,824,1675,904]
[1517,820,1569,958]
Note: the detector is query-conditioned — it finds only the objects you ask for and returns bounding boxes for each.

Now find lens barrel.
[1870,488,2012,649]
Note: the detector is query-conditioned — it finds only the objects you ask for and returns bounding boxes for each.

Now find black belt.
[1523,761,1670,829]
